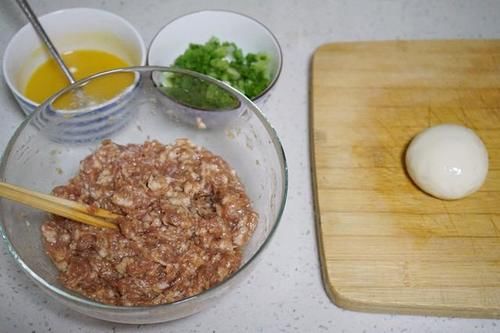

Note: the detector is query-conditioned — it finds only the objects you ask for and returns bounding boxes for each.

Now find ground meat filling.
[41,139,258,306]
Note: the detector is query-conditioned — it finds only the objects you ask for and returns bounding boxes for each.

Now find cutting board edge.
[310,38,500,55]
[309,57,337,312]
[329,285,500,319]
[329,276,500,319]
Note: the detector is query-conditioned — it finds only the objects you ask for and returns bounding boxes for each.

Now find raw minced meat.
[41,139,257,306]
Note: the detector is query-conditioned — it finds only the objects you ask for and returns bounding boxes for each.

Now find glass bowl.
[0,66,287,324]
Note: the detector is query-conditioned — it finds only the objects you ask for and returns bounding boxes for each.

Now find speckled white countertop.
[1,1,500,332]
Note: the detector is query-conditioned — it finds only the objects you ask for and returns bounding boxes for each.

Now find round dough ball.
[405,124,488,200]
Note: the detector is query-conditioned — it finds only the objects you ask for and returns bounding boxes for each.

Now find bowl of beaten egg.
[2,7,146,115]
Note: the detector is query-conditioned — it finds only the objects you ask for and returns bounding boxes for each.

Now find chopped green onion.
[161,37,272,109]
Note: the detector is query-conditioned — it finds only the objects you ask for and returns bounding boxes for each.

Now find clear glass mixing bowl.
[0,66,287,324]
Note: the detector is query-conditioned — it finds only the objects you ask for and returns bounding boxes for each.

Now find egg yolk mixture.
[24,49,134,108]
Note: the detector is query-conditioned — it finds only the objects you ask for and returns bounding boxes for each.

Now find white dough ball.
[405,124,488,200]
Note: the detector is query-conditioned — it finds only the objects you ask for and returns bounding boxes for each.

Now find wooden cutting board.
[310,40,500,318]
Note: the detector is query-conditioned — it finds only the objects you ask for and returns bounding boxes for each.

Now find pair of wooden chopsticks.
[0,181,119,230]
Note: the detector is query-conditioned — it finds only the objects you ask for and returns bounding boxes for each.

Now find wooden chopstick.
[1,182,121,220]
[0,181,119,230]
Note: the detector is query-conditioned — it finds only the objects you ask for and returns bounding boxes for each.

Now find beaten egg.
[24,49,134,108]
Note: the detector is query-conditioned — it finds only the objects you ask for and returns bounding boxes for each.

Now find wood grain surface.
[310,40,500,318]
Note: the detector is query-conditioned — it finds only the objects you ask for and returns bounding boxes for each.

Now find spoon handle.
[15,0,76,84]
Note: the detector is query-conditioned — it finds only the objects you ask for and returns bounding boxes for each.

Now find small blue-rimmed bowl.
[2,7,146,115]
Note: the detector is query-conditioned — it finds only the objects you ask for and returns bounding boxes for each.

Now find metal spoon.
[15,0,76,84]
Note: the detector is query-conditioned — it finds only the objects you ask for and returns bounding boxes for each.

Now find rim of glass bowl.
[150,70,243,111]
[0,66,288,311]
[44,72,141,115]
[147,9,283,103]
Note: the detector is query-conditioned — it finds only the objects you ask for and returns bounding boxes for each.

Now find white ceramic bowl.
[147,10,282,105]
[2,7,146,115]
